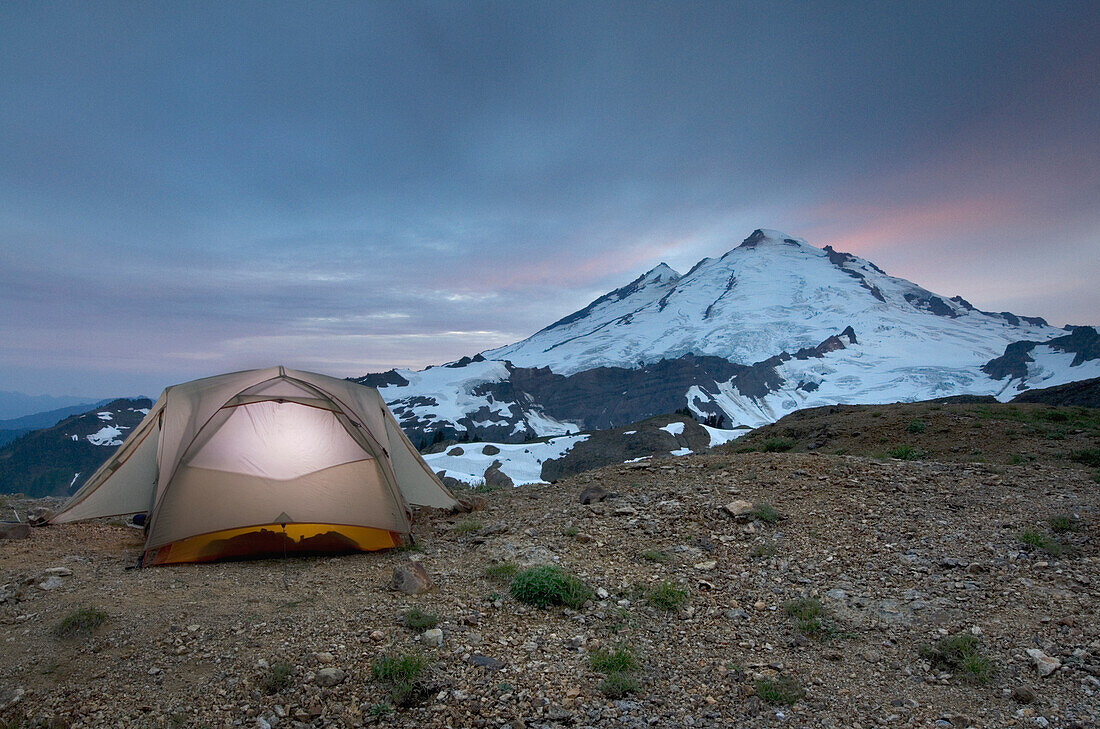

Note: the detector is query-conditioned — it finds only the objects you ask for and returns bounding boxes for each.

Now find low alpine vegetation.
[401,607,438,631]
[258,661,294,694]
[754,675,804,706]
[640,549,672,563]
[906,418,926,434]
[919,633,995,684]
[591,644,641,698]
[643,580,688,611]
[1019,529,1066,557]
[453,519,483,535]
[372,652,430,706]
[54,606,107,640]
[886,444,922,460]
[761,437,795,453]
[1048,514,1079,534]
[509,565,593,609]
[482,562,518,583]
[784,597,827,637]
[750,501,782,524]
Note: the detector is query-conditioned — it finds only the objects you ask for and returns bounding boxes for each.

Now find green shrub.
[906,419,926,434]
[563,526,579,538]
[482,562,519,583]
[453,519,483,535]
[368,703,393,718]
[784,597,826,636]
[259,661,294,694]
[590,645,638,674]
[1048,515,1078,534]
[919,633,994,684]
[750,501,781,524]
[1068,448,1100,468]
[641,549,672,563]
[761,437,795,453]
[591,643,641,697]
[750,541,778,559]
[1019,530,1065,557]
[598,672,640,698]
[401,608,438,631]
[509,565,593,609]
[886,444,921,460]
[644,580,687,611]
[54,607,107,640]
[755,676,804,705]
[372,652,430,706]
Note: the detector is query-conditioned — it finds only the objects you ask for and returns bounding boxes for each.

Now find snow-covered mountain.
[361,229,1097,446]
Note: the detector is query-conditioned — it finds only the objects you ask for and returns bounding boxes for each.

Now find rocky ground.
[2,449,1098,729]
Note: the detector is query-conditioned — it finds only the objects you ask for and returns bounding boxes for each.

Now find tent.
[51,366,456,565]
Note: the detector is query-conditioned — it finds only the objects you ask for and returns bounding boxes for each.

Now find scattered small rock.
[315,667,346,687]
[723,500,753,518]
[1026,649,1061,677]
[422,628,443,647]
[467,654,504,671]
[1012,685,1036,703]
[578,486,608,504]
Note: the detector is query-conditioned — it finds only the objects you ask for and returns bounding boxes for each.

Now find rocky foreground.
[2,452,1098,729]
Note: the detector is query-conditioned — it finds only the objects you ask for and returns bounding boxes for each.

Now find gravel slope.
[2,451,1098,729]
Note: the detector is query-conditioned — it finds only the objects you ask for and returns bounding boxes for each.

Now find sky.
[2,1,1098,398]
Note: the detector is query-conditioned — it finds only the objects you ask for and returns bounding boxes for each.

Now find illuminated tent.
[51,366,456,565]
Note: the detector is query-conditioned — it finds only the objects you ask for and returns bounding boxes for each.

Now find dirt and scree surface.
[2,448,1099,729]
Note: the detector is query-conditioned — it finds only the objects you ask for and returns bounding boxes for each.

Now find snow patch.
[423,434,588,486]
[87,425,124,446]
[700,425,745,447]
[622,430,636,435]
[660,422,685,436]
[670,447,693,456]
[97,412,113,421]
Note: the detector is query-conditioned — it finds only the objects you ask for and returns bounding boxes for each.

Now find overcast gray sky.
[2,1,1098,397]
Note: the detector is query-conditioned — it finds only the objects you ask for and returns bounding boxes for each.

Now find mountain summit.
[486,229,1052,376]
[356,230,1097,446]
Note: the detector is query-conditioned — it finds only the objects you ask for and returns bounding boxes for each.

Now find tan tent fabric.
[51,367,456,564]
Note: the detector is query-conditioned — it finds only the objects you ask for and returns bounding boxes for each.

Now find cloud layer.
[1,2,1097,396]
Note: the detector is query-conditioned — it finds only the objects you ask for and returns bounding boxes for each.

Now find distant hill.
[0,390,104,420]
[1010,376,1100,408]
[0,398,152,497]
[720,397,1099,471]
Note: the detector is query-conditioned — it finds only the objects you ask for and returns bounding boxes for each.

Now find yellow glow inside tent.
[144,523,400,565]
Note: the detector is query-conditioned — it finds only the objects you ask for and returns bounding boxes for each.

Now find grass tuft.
[401,607,439,631]
[755,676,804,705]
[453,519,483,535]
[259,661,294,694]
[640,549,672,563]
[1048,515,1079,534]
[590,645,638,674]
[598,672,641,698]
[906,419,926,434]
[509,565,593,609]
[886,444,922,460]
[644,580,688,611]
[919,633,995,684]
[761,437,795,452]
[1019,530,1066,557]
[372,652,430,706]
[53,607,107,640]
[482,562,519,583]
[750,501,782,524]
[784,597,827,637]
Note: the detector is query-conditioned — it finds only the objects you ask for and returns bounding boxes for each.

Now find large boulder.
[27,507,54,526]
[390,562,433,595]
[483,460,514,489]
